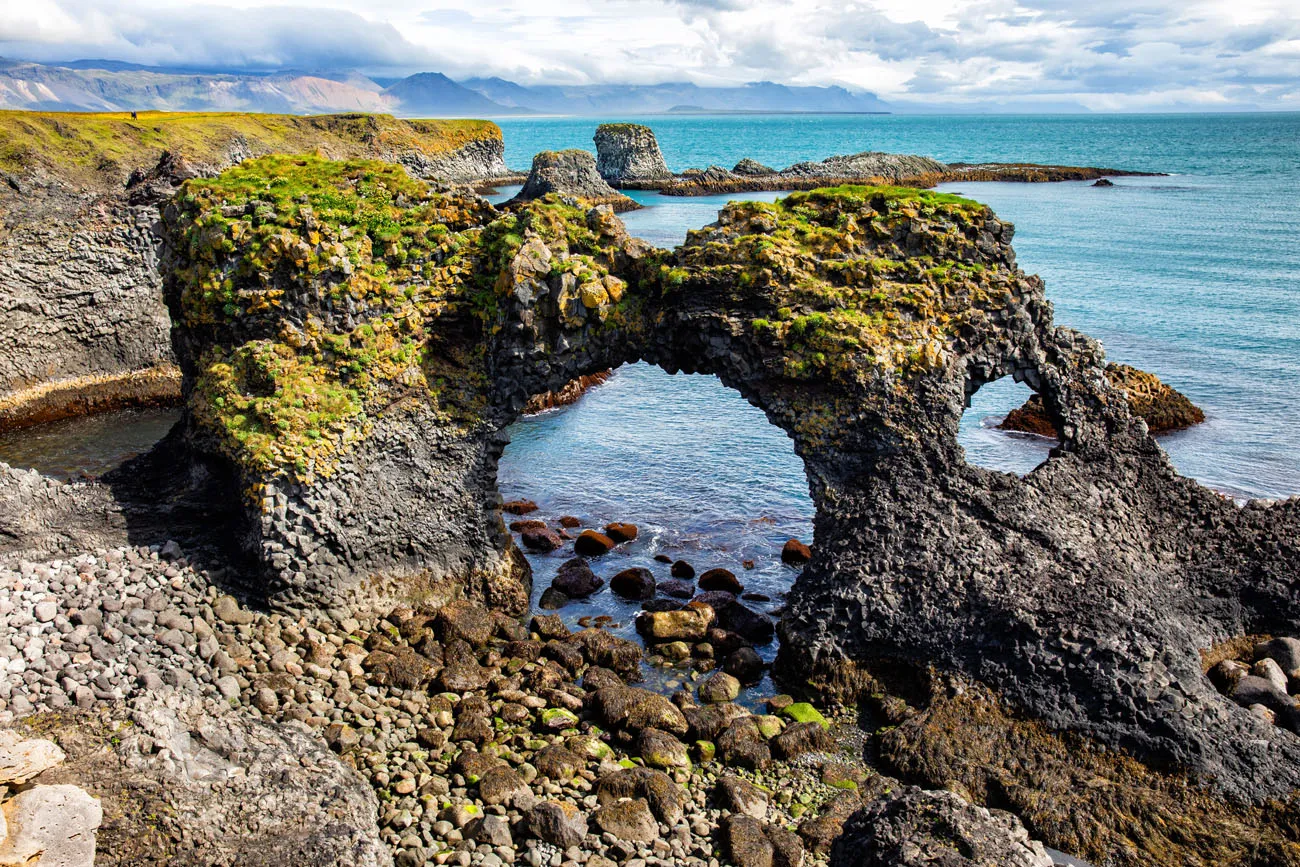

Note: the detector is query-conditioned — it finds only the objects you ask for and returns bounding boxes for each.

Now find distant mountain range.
[0,58,891,116]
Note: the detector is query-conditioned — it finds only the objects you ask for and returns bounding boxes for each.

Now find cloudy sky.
[3,0,1299,109]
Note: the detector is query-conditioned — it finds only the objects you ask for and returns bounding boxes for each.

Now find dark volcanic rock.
[1001,362,1204,436]
[590,686,689,735]
[658,579,695,599]
[512,149,640,212]
[780,151,947,182]
[574,529,617,556]
[699,568,743,593]
[716,602,775,644]
[733,158,776,176]
[521,527,563,552]
[830,786,1054,867]
[610,567,656,600]
[594,123,672,184]
[526,801,588,849]
[781,539,812,564]
[552,557,604,598]
[596,766,686,825]
[604,521,639,542]
[154,160,1300,820]
[594,797,659,842]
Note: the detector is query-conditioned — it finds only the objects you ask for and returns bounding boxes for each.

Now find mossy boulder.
[781,702,828,728]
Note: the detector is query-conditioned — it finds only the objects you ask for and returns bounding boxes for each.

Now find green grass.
[0,110,500,186]
[674,183,1005,380]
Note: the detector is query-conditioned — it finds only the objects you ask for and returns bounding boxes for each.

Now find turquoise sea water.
[494,113,1300,656]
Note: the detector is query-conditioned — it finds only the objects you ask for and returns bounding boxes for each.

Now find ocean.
[490,113,1300,673]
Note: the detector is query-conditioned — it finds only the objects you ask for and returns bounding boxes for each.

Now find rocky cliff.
[593,123,672,185]
[0,111,508,431]
[511,149,640,212]
[153,157,1300,817]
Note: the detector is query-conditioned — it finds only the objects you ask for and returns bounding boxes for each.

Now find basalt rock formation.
[155,160,1300,859]
[13,688,389,867]
[593,123,673,185]
[732,158,776,177]
[511,149,640,213]
[781,151,947,181]
[0,111,509,432]
[1001,362,1205,437]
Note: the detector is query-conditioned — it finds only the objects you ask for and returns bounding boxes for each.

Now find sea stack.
[593,123,672,185]
[512,149,640,212]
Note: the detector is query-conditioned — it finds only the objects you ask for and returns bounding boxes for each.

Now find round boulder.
[604,522,639,543]
[552,557,604,598]
[699,568,744,593]
[781,538,812,564]
[574,530,617,556]
[610,567,656,601]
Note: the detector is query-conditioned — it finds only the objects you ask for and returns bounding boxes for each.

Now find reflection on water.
[0,408,181,481]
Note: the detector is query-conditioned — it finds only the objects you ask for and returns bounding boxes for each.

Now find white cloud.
[0,0,1296,108]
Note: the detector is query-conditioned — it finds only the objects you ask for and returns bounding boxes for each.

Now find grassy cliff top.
[166,153,633,482]
[674,184,1010,379]
[594,123,655,134]
[0,111,501,187]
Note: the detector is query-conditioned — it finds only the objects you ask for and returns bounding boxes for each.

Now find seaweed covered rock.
[511,149,640,213]
[1001,361,1204,436]
[594,123,672,185]
[830,786,1054,867]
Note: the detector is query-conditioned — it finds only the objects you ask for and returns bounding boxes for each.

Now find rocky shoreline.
[1,112,1298,867]
[585,122,1157,197]
[0,532,1070,867]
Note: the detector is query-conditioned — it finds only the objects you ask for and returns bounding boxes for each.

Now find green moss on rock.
[165,155,633,483]
[673,185,1014,381]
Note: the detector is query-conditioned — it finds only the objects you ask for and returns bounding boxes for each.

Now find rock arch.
[159,156,1300,803]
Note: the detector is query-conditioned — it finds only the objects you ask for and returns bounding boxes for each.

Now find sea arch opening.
[957,373,1059,476]
[496,361,816,699]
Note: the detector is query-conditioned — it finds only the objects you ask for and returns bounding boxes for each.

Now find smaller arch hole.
[959,376,1058,475]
